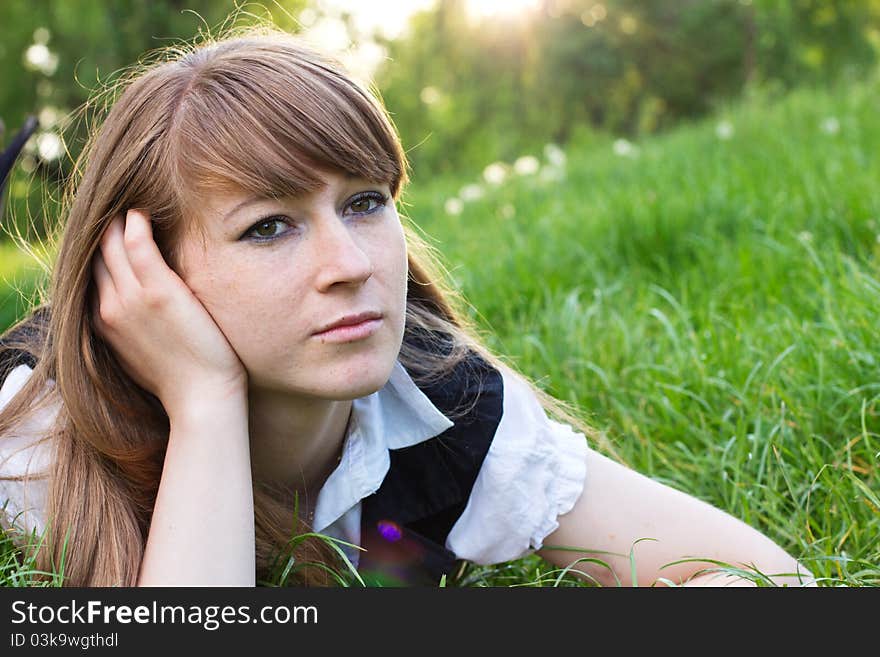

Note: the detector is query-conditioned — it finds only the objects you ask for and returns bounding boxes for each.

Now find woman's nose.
[312,215,374,291]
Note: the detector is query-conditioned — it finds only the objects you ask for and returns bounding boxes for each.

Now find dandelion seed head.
[33,27,50,45]
[36,132,64,160]
[514,155,540,175]
[483,162,508,186]
[38,106,61,129]
[821,117,840,135]
[420,86,441,105]
[716,120,734,140]
[543,143,567,167]
[24,43,58,75]
[444,197,463,215]
[459,183,484,201]
[20,155,36,174]
[613,138,639,158]
[538,165,565,183]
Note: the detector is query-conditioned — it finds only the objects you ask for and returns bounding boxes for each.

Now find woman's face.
[174,169,408,400]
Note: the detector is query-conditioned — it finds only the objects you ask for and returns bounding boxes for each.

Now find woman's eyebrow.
[222,195,267,223]
[220,177,385,223]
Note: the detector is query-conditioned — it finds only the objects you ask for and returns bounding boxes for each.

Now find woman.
[0,27,813,587]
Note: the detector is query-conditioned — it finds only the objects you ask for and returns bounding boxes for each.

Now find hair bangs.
[170,41,407,210]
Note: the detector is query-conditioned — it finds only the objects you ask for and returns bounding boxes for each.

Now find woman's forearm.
[137,386,254,586]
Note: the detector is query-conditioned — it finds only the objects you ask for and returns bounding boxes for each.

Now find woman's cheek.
[386,220,408,284]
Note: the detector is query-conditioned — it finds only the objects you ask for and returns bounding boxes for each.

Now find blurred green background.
[2,0,879,242]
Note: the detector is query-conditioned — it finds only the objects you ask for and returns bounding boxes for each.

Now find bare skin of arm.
[93,209,254,586]
[537,449,815,587]
[138,384,254,586]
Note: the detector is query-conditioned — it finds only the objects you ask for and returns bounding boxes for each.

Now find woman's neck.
[246,388,352,504]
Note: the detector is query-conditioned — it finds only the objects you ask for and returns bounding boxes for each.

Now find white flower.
[33,27,51,45]
[538,165,565,183]
[483,162,508,185]
[459,183,484,201]
[36,132,64,160]
[24,43,59,75]
[716,120,734,140]
[444,197,463,215]
[613,138,639,158]
[514,155,540,175]
[420,86,441,105]
[543,143,567,167]
[38,106,62,129]
[821,117,840,135]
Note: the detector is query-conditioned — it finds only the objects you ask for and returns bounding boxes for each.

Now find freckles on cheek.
[198,267,281,328]
[183,261,247,320]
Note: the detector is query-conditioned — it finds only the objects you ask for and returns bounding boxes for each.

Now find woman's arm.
[537,448,814,587]
[137,382,255,586]
[93,209,254,586]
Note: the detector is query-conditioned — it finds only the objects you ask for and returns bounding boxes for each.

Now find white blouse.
[0,359,588,567]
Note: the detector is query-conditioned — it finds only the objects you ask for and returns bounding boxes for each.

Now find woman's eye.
[346,192,388,216]
[242,192,388,242]
[245,218,289,240]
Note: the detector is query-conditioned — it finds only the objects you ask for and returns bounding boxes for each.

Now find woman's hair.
[0,24,601,586]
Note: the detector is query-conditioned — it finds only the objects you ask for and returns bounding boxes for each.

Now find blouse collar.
[310,360,454,532]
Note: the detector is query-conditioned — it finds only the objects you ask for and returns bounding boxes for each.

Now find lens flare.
[376,520,403,542]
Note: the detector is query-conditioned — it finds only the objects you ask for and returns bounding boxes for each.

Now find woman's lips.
[312,317,383,343]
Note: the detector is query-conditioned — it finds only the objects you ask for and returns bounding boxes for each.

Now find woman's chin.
[250,353,398,400]
[324,364,397,400]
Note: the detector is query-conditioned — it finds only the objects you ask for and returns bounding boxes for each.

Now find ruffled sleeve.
[0,364,54,540]
[445,366,589,564]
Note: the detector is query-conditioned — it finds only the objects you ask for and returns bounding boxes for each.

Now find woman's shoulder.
[0,306,57,541]
[445,364,591,565]
[0,361,55,540]
[0,362,57,476]
[0,306,57,459]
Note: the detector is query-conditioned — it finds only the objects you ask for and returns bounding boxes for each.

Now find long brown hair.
[0,24,601,586]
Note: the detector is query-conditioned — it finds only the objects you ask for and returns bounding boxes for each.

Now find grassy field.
[0,241,47,333]
[2,75,879,586]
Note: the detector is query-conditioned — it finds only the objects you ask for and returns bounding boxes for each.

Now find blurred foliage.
[0,0,305,241]
[1,0,879,240]
[377,0,880,179]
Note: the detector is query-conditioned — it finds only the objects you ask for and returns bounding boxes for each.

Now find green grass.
[2,76,879,586]
[0,241,47,332]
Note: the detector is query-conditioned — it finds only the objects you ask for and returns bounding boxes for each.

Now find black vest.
[0,312,504,587]
[357,342,503,586]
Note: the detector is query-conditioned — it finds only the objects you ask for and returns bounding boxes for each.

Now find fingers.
[122,208,169,286]
[92,208,168,329]
[92,249,115,299]
[98,212,140,293]
[97,208,170,289]
[91,250,116,328]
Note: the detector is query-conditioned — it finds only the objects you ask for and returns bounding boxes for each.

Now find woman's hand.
[91,209,247,417]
